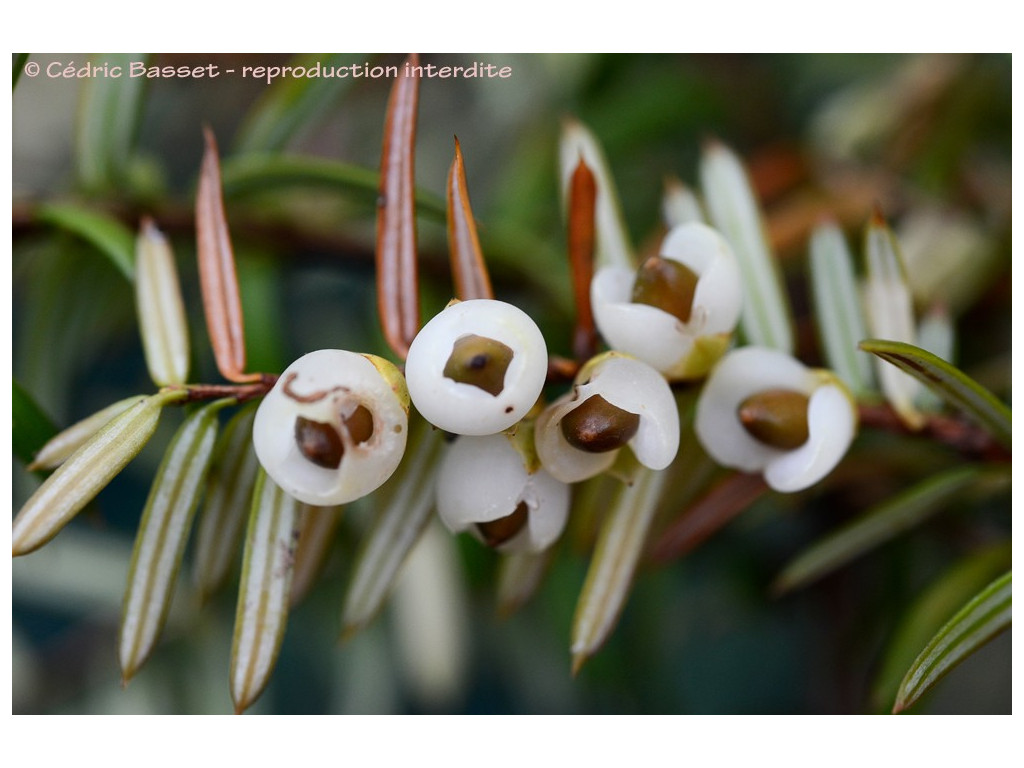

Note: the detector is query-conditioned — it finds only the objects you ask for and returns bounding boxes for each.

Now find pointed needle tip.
[12,538,32,558]
[570,651,588,678]
[202,123,217,148]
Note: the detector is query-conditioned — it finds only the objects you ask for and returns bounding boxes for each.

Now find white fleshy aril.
[591,222,742,380]
[535,353,679,483]
[436,433,569,554]
[252,350,409,506]
[405,299,548,435]
[694,346,857,493]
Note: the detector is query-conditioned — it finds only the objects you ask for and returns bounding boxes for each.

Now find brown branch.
[180,374,278,404]
[858,403,1011,462]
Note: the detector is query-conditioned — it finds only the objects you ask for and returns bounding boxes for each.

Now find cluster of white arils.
[250,219,853,554]
[406,298,568,553]
[249,298,563,554]
[586,221,855,492]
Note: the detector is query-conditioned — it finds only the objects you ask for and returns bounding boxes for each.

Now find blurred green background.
[11,53,1011,714]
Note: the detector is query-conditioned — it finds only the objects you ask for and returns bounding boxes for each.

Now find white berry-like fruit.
[252,350,409,505]
[405,299,548,435]
[591,222,742,380]
[436,433,569,553]
[695,346,857,493]
[535,352,680,483]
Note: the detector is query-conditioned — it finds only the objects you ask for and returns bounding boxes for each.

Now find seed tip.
[737,404,756,427]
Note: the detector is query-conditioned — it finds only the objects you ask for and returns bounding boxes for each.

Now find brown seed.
[294,417,344,469]
[631,255,700,324]
[443,334,514,397]
[561,394,641,453]
[477,501,529,548]
[342,404,375,445]
[737,388,810,450]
